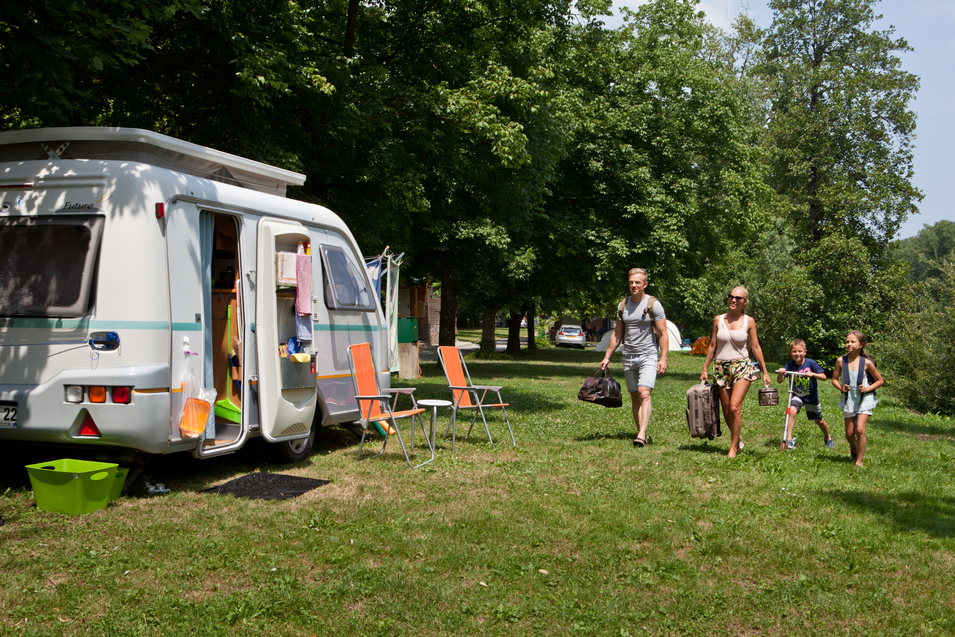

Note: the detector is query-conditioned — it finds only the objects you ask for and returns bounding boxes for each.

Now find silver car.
[555,325,586,348]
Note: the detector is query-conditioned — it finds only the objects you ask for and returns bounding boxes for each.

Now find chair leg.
[465,409,480,441]
[474,403,494,447]
[392,419,434,469]
[444,409,459,453]
[500,406,516,446]
[416,412,435,465]
[357,424,389,461]
[357,427,367,460]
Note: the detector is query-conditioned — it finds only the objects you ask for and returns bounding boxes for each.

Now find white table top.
[417,399,453,407]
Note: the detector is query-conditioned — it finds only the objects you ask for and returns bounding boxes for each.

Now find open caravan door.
[255,219,318,444]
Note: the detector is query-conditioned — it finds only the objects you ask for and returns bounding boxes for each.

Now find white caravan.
[0,127,389,466]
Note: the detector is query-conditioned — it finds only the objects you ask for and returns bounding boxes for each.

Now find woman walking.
[700,287,771,458]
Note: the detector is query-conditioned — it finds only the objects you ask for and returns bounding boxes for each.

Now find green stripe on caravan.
[3,320,377,332]
[314,324,380,332]
[3,319,173,330]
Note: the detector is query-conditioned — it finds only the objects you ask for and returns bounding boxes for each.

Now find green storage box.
[109,466,130,501]
[26,459,118,516]
[397,317,418,343]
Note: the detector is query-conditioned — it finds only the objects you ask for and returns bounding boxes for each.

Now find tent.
[594,321,682,352]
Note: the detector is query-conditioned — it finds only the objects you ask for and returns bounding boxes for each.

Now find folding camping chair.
[348,342,434,468]
[437,346,515,450]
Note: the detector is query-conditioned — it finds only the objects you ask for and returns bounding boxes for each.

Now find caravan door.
[255,218,318,442]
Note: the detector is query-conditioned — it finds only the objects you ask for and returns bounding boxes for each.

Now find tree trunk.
[506,311,521,354]
[438,270,458,346]
[524,303,536,350]
[480,308,499,356]
[343,0,359,57]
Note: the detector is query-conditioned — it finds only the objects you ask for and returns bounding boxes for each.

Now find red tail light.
[112,386,131,404]
[78,414,101,437]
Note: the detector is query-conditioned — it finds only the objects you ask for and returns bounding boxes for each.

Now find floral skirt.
[714,357,759,388]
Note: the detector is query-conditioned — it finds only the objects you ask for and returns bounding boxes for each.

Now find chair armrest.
[473,385,503,392]
[385,388,416,394]
[448,385,475,391]
[355,394,392,401]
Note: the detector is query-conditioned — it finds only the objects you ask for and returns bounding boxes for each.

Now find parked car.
[556,325,586,348]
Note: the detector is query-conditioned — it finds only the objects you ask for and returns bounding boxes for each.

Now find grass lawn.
[2,349,955,635]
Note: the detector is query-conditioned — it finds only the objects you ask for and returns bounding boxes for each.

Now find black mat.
[202,473,329,500]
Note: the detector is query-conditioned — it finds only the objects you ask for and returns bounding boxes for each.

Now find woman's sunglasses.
[727,294,747,302]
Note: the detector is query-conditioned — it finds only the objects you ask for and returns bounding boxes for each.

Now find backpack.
[841,354,877,397]
[617,295,663,344]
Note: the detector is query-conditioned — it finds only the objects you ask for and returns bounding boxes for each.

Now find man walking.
[599,268,669,447]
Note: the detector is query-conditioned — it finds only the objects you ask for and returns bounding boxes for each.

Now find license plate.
[0,401,17,428]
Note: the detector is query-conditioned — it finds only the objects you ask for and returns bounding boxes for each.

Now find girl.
[700,286,771,458]
[830,331,884,466]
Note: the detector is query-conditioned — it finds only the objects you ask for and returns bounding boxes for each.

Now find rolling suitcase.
[686,382,721,439]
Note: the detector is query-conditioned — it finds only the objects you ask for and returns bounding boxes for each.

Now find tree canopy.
[2,0,925,367]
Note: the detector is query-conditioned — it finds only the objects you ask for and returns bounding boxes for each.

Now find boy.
[776,339,834,449]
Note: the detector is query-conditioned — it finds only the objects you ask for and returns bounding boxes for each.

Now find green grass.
[2,350,955,635]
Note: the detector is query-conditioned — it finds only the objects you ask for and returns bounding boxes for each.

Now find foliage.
[877,259,955,415]
[758,0,922,252]
[540,0,768,323]
[893,219,955,286]
[0,0,207,129]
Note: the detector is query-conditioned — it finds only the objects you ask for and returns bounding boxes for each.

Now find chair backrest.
[438,346,473,408]
[348,342,383,421]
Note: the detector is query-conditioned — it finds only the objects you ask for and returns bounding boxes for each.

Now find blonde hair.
[789,338,807,350]
[628,268,648,283]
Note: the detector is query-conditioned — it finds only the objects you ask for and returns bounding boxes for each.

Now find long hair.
[848,330,869,356]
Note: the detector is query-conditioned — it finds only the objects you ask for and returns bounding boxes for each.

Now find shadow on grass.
[576,430,637,442]
[871,416,955,439]
[822,489,955,538]
[676,441,727,455]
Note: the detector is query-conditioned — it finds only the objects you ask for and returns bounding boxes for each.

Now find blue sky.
[606,1,953,239]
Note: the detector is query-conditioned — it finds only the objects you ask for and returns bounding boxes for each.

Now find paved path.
[418,338,523,361]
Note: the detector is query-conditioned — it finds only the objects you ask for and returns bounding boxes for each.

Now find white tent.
[594,320,682,352]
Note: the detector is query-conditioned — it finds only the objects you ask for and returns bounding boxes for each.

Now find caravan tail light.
[89,386,107,403]
[112,386,131,404]
[155,202,165,218]
[78,414,101,437]
[65,385,84,403]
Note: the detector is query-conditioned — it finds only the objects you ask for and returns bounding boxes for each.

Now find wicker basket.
[758,386,779,406]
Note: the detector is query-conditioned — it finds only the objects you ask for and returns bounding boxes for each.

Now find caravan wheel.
[270,425,317,463]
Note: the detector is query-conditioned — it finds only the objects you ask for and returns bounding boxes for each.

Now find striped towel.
[296,254,312,317]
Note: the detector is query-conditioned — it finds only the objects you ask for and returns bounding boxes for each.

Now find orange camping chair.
[437,346,515,451]
[347,342,433,468]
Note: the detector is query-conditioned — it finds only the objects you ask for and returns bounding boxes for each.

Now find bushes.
[877,260,955,415]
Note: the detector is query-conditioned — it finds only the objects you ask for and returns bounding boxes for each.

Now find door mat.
[202,473,329,500]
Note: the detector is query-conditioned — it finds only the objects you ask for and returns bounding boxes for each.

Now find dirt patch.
[912,434,955,442]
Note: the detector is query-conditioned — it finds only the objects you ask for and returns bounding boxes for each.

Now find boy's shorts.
[790,396,823,421]
[713,358,759,389]
[622,353,658,393]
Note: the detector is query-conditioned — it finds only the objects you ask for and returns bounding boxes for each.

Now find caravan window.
[0,215,104,317]
[319,245,374,311]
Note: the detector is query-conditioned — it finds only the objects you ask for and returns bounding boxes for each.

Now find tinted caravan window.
[319,244,374,311]
[0,215,104,317]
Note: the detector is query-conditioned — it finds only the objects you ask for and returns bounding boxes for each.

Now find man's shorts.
[790,396,823,422]
[622,352,658,393]
[713,357,759,389]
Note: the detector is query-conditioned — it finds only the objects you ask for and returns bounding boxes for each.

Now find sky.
[605,0,954,239]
